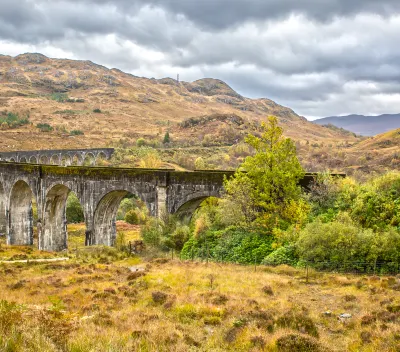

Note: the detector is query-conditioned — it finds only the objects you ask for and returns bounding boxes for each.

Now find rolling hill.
[0,53,358,152]
[313,114,400,136]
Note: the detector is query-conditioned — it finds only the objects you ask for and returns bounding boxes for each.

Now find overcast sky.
[1,0,400,119]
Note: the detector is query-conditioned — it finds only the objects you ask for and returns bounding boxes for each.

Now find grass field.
[0,222,399,351]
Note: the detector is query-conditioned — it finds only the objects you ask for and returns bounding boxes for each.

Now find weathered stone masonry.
[0,160,336,252]
[0,162,234,252]
[0,148,114,166]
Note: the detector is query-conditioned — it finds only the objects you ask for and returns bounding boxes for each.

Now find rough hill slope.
[0,53,358,151]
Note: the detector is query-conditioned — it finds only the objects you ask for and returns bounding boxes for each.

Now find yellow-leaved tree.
[221,116,306,228]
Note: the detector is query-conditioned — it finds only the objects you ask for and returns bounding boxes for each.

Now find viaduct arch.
[0,148,114,166]
[0,162,237,251]
[0,161,339,252]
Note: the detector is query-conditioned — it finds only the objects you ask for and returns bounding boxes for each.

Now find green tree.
[66,193,84,223]
[125,209,139,225]
[223,116,304,227]
[163,131,170,144]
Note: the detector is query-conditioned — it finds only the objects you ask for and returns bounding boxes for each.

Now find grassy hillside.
[2,52,399,175]
[0,53,358,152]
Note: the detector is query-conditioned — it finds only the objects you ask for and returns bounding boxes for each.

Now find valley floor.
[0,224,399,351]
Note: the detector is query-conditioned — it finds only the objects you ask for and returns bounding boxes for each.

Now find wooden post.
[306,265,309,284]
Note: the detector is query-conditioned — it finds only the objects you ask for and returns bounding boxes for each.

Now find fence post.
[306,264,309,284]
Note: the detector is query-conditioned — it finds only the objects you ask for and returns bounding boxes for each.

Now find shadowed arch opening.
[29,156,37,164]
[39,155,48,164]
[83,153,95,166]
[50,154,60,165]
[174,190,221,220]
[9,180,35,245]
[71,154,82,166]
[175,196,211,220]
[93,191,148,246]
[96,152,107,166]
[61,155,71,166]
[19,157,27,163]
[0,182,6,235]
[9,158,15,162]
[42,185,85,251]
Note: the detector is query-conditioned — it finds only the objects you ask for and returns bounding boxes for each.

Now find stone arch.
[19,157,27,163]
[50,154,60,165]
[8,180,35,245]
[60,155,72,166]
[71,154,83,166]
[93,190,148,246]
[172,191,221,219]
[29,156,38,164]
[83,152,95,166]
[95,152,107,166]
[9,158,16,162]
[39,155,49,164]
[41,184,84,251]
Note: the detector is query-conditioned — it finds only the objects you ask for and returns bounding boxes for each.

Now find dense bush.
[296,213,400,273]
[70,130,84,136]
[50,92,69,102]
[125,209,139,225]
[181,226,274,264]
[37,123,53,132]
[262,244,298,266]
[136,138,146,147]
[351,172,400,230]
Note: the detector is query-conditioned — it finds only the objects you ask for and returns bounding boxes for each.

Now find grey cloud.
[72,0,400,29]
[1,0,400,118]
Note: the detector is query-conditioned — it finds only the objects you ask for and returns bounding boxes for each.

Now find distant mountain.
[313,114,400,136]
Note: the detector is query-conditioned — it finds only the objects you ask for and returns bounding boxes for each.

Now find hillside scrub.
[0,112,29,129]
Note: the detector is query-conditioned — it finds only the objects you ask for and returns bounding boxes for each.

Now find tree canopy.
[222,116,305,227]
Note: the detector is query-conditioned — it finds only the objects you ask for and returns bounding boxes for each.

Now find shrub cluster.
[0,112,29,129]
[37,123,53,132]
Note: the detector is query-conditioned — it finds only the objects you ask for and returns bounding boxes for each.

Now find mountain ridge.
[313,114,400,136]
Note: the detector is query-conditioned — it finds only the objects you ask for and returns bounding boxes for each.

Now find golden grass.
[0,248,399,351]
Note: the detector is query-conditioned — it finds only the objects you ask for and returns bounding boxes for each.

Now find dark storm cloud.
[64,0,400,29]
[1,0,400,117]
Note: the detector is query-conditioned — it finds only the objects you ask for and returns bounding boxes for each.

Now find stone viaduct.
[0,161,237,252]
[0,157,339,252]
[0,148,114,166]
